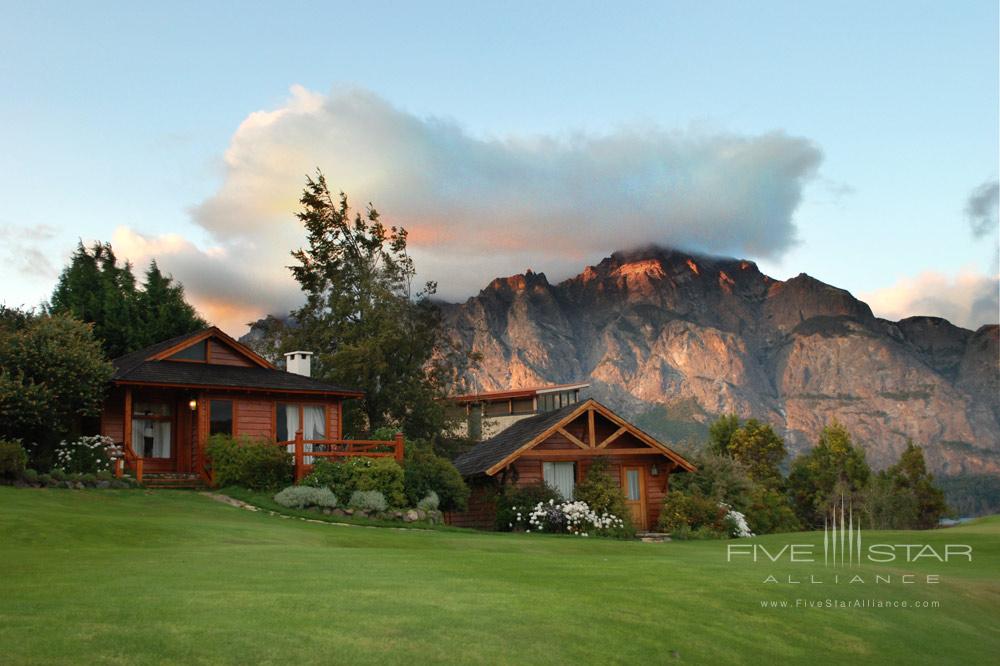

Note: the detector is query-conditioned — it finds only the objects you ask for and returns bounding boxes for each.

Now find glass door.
[132,401,174,470]
[623,465,647,530]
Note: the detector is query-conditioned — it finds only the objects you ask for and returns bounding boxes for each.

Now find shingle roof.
[111,329,362,395]
[113,360,362,394]
[452,402,582,476]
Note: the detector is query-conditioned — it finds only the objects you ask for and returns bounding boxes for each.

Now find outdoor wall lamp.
[650,464,659,476]
[188,399,198,411]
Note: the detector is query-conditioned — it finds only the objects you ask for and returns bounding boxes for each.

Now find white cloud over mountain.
[115,86,824,332]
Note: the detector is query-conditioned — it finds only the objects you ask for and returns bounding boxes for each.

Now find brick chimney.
[284,351,312,377]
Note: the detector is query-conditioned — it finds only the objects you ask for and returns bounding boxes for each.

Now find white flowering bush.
[509,499,626,537]
[54,435,122,474]
[722,503,755,538]
[274,485,338,510]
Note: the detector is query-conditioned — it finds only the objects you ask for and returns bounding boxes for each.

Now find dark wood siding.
[207,340,254,367]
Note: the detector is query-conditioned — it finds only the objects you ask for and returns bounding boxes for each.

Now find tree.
[268,171,470,440]
[0,310,113,468]
[49,242,205,358]
[787,422,871,528]
[133,261,206,348]
[726,419,787,486]
[867,441,948,529]
[708,414,740,455]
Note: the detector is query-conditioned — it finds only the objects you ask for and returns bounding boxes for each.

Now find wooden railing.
[113,441,144,484]
[280,431,405,481]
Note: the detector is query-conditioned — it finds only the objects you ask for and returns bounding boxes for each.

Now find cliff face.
[440,248,1000,475]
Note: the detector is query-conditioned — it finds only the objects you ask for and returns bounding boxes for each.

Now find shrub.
[354,457,406,507]
[37,473,52,486]
[302,456,406,507]
[349,490,387,512]
[402,441,470,511]
[22,468,39,484]
[53,435,121,474]
[206,434,293,490]
[274,485,338,510]
[574,459,635,534]
[495,482,563,531]
[50,468,67,482]
[79,473,97,485]
[417,490,439,512]
[0,439,28,480]
[657,489,729,538]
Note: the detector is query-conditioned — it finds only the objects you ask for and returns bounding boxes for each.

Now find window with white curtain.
[277,403,326,464]
[131,401,172,459]
[542,461,576,500]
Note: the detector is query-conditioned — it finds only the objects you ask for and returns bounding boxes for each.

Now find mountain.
[438,247,1000,476]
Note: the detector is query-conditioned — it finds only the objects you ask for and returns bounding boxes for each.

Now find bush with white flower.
[722,503,755,538]
[54,435,122,474]
[509,498,626,537]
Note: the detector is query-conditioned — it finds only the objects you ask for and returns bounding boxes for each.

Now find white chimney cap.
[284,351,313,377]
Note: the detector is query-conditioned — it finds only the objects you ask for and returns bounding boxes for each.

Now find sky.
[1,1,997,335]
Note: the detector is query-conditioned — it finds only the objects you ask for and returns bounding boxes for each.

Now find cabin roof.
[111,327,363,396]
[449,382,590,404]
[452,398,695,476]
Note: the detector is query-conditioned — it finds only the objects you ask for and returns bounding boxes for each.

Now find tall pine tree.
[49,242,206,358]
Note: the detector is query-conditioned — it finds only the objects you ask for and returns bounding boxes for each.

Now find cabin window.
[625,469,641,501]
[511,398,534,415]
[209,400,233,437]
[277,403,327,464]
[543,461,576,500]
[131,401,172,458]
[485,401,510,417]
[538,393,555,412]
[168,340,207,362]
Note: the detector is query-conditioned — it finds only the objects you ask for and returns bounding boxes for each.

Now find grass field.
[1,487,997,665]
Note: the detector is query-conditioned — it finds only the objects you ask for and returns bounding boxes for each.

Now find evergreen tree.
[266,171,471,440]
[49,242,205,358]
[788,422,871,527]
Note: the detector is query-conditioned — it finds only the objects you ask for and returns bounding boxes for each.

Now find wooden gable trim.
[588,402,697,472]
[597,426,628,448]
[556,427,589,450]
[149,327,275,369]
[484,399,696,476]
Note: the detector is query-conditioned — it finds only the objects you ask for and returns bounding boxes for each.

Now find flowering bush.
[54,435,122,474]
[723,504,755,538]
[508,499,626,537]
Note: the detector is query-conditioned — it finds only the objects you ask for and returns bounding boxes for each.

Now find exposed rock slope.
[440,248,1000,475]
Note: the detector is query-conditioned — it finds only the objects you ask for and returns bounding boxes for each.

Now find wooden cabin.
[447,399,695,531]
[101,327,401,485]
[448,383,590,440]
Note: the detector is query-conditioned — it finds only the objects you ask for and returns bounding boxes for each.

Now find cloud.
[108,86,824,332]
[121,85,821,332]
[0,223,59,280]
[862,270,999,330]
[966,180,999,239]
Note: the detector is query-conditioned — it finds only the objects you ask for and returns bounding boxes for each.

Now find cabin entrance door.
[622,465,648,530]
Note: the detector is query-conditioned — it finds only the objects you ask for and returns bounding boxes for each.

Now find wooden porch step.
[141,473,207,489]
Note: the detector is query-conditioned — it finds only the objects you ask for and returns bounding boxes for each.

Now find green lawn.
[1,488,997,665]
